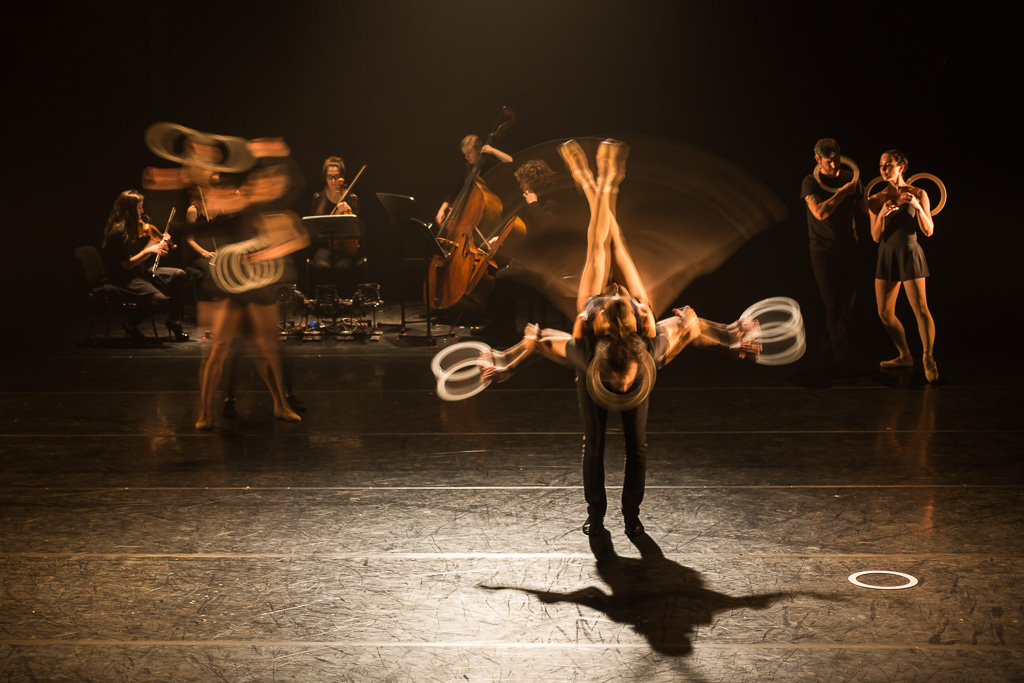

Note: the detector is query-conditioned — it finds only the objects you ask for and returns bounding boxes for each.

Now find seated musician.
[434,134,513,225]
[100,190,190,342]
[485,160,561,342]
[310,156,363,271]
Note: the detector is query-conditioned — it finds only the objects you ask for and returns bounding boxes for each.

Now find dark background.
[4,0,1012,356]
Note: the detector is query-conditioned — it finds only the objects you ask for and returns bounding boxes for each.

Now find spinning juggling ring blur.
[585,350,658,412]
[864,172,947,216]
[433,341,496,401]
[814,155,860,193]
[209,238,284,293]
[740,297,806,365]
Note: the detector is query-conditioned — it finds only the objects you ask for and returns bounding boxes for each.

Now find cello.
[425,107,526,310]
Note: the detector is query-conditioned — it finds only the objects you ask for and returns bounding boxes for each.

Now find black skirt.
[876,241,930,282]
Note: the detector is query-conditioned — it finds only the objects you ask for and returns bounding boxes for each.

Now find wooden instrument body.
[427,177,502,309]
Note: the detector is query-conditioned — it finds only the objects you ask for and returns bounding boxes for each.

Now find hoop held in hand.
[209,239,283,293]
[814,155,860,193]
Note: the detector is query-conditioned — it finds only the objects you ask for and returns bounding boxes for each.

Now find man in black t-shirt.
[801,138,865,375]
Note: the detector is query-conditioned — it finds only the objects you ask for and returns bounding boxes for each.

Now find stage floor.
[1,307,1021,681]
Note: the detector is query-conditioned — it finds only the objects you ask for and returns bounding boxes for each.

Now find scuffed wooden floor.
[1,325,1021,681]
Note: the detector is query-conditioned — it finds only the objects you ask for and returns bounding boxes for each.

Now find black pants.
[809,246,858,367]
[577,376,649,519]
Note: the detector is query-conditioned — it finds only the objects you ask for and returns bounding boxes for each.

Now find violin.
[140,209,177,275]
[138,217,176,248]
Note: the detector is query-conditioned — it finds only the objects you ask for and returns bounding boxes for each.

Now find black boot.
[623,513,645,538]
[582,516,604,536]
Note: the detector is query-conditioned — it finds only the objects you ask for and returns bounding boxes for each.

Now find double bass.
[425,107,526,310]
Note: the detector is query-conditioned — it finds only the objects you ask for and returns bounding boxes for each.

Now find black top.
[519,198,558,232]
[311,188,360,217]
[881,203,920,246]
[101,225,148,287]
[801,169,862,248]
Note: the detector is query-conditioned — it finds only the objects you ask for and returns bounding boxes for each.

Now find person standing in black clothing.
[801,138,865,375]
[868,149,937,382]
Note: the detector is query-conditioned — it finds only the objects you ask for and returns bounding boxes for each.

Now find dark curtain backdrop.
[3,0,1011,351]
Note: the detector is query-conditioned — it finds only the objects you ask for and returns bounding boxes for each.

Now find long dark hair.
[102,190,143,247]
[594,334,646,380]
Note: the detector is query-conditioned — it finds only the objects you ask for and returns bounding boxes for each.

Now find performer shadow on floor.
[482,531,841,657]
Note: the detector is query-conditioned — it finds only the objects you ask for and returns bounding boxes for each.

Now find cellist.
[434,135,513,225]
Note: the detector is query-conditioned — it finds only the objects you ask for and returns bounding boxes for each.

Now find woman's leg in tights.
[245,302,298,420]
[902,277,936,372]
[197,300,244,427]
[876,278,912,363]
[561,142,611,313]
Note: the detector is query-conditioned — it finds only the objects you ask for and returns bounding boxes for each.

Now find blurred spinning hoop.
[740,297,805,366]
[585,351,657,412]
[209,239,284,294]
[431,341,492,382]
[864,173,946,215]
[814,155,860,193]
[436,357,493,401]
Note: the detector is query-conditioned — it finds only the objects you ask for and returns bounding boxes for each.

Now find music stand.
[300,214,366,294]
[376,193,446,343]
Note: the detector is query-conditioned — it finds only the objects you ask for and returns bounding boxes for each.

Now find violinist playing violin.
[100,190,190,342]
[310,156,363,271]
[434,134,513,225]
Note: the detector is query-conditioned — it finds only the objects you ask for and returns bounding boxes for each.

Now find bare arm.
[805,179,859,221]
[868,194,899,243]
[481,144,513,164]
[120,238,166,270]
[247,211,310,263]
[481,324,572,382]
[903,187,934,236]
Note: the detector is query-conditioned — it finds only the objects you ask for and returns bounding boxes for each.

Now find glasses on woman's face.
[327,174,342,182]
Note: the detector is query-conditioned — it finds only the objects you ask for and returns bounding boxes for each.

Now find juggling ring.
[814,155,860,193]
[739,297,806,366]
[431,341,492,382]
[209,239,284,294]
[848,570,919,591]
[585,351,657,412]
[436,357,493,401]
[864,173,946,216]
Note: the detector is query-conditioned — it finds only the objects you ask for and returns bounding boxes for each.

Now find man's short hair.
[814,138,841,159]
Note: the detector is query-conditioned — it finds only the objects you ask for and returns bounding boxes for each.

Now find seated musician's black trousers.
[576,377,649,520]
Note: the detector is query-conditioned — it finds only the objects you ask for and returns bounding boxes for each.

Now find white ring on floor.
[436,357,493,401]
[431,341,492,380]
[847,570,919,590]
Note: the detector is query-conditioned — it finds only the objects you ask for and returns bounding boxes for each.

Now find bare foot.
[879,356,913,369]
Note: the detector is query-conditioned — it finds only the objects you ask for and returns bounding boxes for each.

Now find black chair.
[74,246,159,341]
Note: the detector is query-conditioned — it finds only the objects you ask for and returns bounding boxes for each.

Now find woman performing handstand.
[482,139,760,538]
[868,149,937,382]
